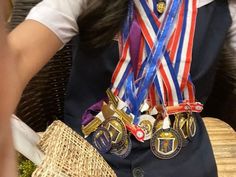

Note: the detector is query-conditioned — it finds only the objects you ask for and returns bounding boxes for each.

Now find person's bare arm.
[0,0,83,174]
[0,19,63,123]
[0,13,17,177]
[8,20,63,87]
[0,3,63,177]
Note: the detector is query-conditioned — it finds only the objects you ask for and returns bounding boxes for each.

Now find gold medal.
[102,116,127,148]
[150,128,182,159]
[157,0,166,14]
[173,113,189,147]
[187,113,197,139]
[92,127,112,153]
[110,136,132,158]
[138,114,155,140]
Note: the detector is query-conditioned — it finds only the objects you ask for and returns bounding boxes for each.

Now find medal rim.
[138,114,155,140]
[173,113,189,147]
[110,136,132,158]
[187,114,197,139]
[102,116,127,148]
[150,128,182,159]
[92,127,112,153]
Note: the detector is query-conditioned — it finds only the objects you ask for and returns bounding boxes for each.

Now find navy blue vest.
[64,1,232,177]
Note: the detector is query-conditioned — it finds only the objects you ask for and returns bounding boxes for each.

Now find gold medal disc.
[150,128,182,159]
[110,136,132,158]
[102,116,127,148]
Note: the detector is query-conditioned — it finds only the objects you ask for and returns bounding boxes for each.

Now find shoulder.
[26,0,88,44]
[33,0,87,19]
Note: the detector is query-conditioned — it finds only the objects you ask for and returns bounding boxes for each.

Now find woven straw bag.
[31,120,116,177]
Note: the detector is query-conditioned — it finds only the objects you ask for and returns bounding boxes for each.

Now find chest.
[65,0,231,118]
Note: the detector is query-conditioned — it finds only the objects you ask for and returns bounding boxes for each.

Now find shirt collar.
[197,0,214,8]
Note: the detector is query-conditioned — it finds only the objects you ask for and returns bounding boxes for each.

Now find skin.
[0,0,63,176]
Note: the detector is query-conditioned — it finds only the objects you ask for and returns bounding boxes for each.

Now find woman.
[0,0,235,176]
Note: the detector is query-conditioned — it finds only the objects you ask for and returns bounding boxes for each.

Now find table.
[204,117,236,177]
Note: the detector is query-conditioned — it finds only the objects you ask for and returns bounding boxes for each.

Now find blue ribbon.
[129,0,182,125]
[122,0,134,43]
[137,0,183,103]
[125,73,140,118]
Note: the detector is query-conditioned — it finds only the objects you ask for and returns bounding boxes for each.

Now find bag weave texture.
[32,120,117,177]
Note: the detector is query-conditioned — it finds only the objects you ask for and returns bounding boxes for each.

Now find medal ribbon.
[130,16,142,78]
[112,0,182,106]
[122,0,134,44]
[111,0,200,124]
[135,0,196,106]
[81,0,201,142]
[124,0,182,124]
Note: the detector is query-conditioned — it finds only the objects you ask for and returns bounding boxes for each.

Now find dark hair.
[77,0,129,48]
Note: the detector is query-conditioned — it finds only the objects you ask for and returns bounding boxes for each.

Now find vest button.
[132,167,144,177]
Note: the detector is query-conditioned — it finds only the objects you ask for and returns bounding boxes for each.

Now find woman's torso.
[64,1,231,177]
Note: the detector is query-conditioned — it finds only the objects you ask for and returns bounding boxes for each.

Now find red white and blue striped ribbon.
[111,0,199,116]
[136,0,197,106]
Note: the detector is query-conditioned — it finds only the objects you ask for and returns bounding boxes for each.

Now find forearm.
[0,67,19,177]
[0,1,63,174]
[0,119,17,177]
[0,4,24,126]
[0,4,21,177]
[0,58,18,177]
